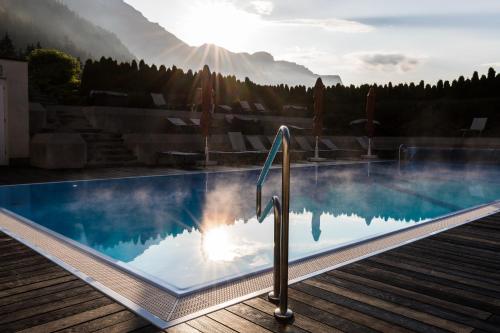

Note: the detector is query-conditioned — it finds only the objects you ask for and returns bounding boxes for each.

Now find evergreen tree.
[0,33,17,59]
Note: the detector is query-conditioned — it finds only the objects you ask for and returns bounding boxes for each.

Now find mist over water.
[0,161,499,292]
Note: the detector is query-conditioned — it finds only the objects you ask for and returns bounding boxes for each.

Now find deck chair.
[228,132,248,152]
[167,117,189,127]
[254,103,267,113]
[461,118,487,137]
[295,136,314,151]
[190,118,200,126]
[320,138,339,150]
[356,137,372,150]
[267,136,309,160]
[246,135,268,152]
[210,132,266,164]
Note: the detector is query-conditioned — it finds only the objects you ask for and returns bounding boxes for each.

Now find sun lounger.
[295,136,314,151]
[167,117,189,127]
[246,135,268,151]
[460,118,487,137]
[267,135,308,160]
[239,101,252,112]
[157,151,202,166]
[356,136,370,150]
[210,132,266,164]
[254,103,267,113]
[320,138,339,150]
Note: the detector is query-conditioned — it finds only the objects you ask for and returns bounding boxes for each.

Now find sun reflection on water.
[201,226,237,262]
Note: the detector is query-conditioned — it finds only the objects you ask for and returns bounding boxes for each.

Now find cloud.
[352,13,500,29]
[276,18,374,33]
[231,0,274,16]
[249,0,274,15]
[480,62,500,68]
[346,52,422,72]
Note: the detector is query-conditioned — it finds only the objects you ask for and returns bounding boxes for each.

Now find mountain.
[0,0,134,62]
[60,0,342,87]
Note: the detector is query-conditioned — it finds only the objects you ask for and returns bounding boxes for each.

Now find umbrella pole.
[367,138,372,157]
[314,136,319,159]
[205,136,209,164]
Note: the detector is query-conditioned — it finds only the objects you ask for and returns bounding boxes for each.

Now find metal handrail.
[398,144,407,164]
[256,125,293,322]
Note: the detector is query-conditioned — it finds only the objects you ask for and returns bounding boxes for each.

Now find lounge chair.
[210,132,266,164]
[267,135,308,160]
[190,118,200,126]
[167,117,189,127]
[151,93,166,107]
[239,101,252,112]
[246,135,268,152]
[157,151,202,167]
[320,138,339,150]
[356,136,371,150]
[356,136,398,158]
[254,103,267,113]
[167,117,197,133]
[295,136,314,151]
[461,118,487,137]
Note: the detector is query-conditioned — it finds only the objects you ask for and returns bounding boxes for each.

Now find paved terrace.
[1,167,499,332]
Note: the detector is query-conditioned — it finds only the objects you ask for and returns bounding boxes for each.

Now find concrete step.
[81,133,122,142]
[87,142,127,149]
[87,154,137,162]
[86,160,142,168]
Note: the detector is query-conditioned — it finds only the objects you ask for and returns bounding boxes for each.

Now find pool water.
[1,162,499,294]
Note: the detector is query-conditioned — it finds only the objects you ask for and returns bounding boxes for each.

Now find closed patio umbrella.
[200,65,214,164]
[365,87,376,157]
[311,78,325,160]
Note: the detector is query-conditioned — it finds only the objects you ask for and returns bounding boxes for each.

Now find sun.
[182,1,262,51]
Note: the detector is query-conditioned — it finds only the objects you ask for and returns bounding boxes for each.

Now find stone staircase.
[81,133,139,167]
[44,106,140,167]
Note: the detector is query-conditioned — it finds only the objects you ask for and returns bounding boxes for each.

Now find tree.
[28,48,81,102]
[0,33,17,59]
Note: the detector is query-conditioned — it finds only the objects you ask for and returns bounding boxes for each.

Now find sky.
[124,0,500,85]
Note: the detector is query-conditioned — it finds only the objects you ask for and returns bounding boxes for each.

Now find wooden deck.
[1,214,499,332]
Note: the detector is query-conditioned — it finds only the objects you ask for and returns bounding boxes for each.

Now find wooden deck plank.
[294,281,449,333]
[16,303,124,333]
[0,284,94,316]
[246,297,342,333]
[92,317,153,333]
[288,288,408,333]
[187,316,237,333]
[0,279,86,307]
[377,251,500,285]
[306,276,473,333]
[341,262,500,313]
[0,290,104,325]
[367,256,500,292]
[206,309,272,333]
[361,259,500,299]
[226,303,308,333]
[327,270,491,320]
[56,309,138,333]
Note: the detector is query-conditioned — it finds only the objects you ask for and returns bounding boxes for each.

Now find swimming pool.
[1,161,499,296]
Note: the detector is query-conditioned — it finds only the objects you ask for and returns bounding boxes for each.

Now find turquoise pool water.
[1,162,499,294]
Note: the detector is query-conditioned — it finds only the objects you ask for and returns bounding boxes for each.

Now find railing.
[256,125,293,322]
[398,144,407,164]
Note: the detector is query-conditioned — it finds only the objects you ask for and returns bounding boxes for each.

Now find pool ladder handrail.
[398,144,407,164]
[256,125,293,322]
